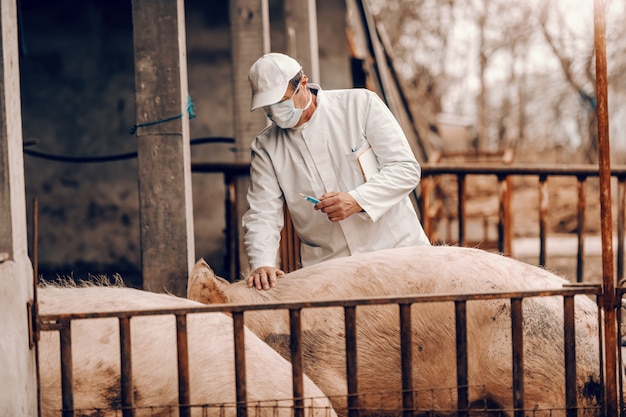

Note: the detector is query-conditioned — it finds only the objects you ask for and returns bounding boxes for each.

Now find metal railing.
[191,161,626,283]
[38,284,621,416]
[420,162,626,282]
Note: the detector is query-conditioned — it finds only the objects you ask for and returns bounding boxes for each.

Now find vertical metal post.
[290,309,305,417]
[594,1,618,415]
[563,296,577,417]
[618,178,625,281]
[176,314,191,417]
[59,320,74,417]
[497,175,509,254]
[281,207,301,272]
[576,177,586,283]
[232,312,248,417]
[455,301,469,417]
[511,298,524,417]
[344,306,360,417]
[538,175,548,267]
[224,174,240,280]
[119,317,134,417]
[457,174,466,246]
[502,175,513,255]
[420,178,434,241]
[399,304,414,417]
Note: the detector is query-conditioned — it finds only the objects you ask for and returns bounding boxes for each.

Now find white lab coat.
[243,85,431,270]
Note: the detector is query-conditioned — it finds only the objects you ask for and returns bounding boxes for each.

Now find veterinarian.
[244,52,431,290]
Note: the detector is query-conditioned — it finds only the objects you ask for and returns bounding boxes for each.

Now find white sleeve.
[242,140,285,270]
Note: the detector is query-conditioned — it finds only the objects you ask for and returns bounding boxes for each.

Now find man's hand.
[315,191,363,222]
[247,266,285,290]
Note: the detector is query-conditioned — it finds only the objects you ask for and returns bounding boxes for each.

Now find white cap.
[248,53,302,111]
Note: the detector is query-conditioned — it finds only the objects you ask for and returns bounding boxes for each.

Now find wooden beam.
[229,0,270,278]
[131,0,194,296]
[230,0,269,159]
[285,0,320,82]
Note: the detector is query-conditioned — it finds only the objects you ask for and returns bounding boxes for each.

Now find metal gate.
[35,282,624,416]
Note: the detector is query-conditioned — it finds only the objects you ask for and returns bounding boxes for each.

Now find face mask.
[266,84,312,129]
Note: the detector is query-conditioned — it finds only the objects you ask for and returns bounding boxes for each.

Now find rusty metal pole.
[593,0,618,415]
[538,175,548,267]
[576,177,587,282]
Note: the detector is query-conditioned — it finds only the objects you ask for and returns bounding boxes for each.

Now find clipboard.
[357,146,379,181]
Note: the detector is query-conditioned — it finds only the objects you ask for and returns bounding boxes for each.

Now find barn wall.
[19,0,350,285]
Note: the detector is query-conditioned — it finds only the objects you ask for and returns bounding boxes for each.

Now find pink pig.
[188,245,603,417]
[38,285,337,417]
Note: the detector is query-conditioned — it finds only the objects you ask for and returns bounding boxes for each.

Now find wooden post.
[0,0,37,414]
[131,0,194,296]
[229,0,270,279]
[285,0,320,82]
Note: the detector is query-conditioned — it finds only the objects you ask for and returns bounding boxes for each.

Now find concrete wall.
[20,0,350,285]
[1,0,37,414]
[0,260,36,416]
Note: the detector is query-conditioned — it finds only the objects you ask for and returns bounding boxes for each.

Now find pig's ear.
[188,258,229,304]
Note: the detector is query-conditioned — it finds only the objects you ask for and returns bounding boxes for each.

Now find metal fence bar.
[191,161,626,284]
[40,286,609,416]
[38,287,602,320]
[576,177,587,283]
[618,289,625,414]
[595,293,607,417]
[511,298,524,417]
[420,163,626,176]
[593,1,619,412]
[344,306,360,417]
[119,316,134,417]
[454,300,469,417]
[176,314,191,417]
[399,303,414,417]
[419,163,626,282]
[59,319,74,417]
[191,161,249,281]
[281,208,301,272]
[538,175,548,267]
[420,176,437,241]
[232,311,247,417]
[290,308,305,417]
[618,178,625,281]
[563,295,577,417]
[225,175,240,281]
[457,174,466,247]
[497,174,509,254]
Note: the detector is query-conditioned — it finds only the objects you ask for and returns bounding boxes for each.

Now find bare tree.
[368,0,626,161]
[536,1,598,162]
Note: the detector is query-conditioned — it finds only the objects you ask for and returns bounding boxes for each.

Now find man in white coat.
[244,52,431,290]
